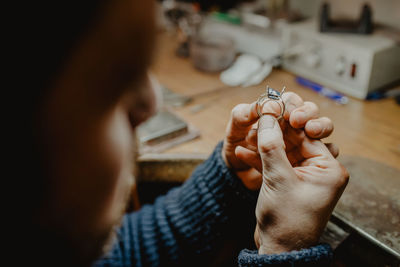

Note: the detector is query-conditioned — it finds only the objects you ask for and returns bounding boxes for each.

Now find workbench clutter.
[137,109,200,154]
[160,0,284,87]
[137,86,200,154]
[220,54,273,87]
[190,33,235,72]
[189,35,275,87]
[160,0,400,104]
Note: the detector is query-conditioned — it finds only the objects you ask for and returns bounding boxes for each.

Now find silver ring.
[256,86,286,120]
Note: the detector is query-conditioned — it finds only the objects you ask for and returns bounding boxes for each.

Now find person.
[9,0,349,266]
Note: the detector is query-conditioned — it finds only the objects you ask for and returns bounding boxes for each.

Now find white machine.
[282,20,400,99]
[200,17,282,62]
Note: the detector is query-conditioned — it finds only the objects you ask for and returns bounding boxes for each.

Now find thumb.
[257,115,294,181]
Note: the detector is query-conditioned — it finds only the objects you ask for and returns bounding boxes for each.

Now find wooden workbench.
[147,32,400,258]
[152,32,400,171]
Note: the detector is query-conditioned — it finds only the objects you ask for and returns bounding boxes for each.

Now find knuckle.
[282,92,303,116]
[334,162,350,187]
[296,128,306,139]
[231,104,244,118]
[245,129,257,144]
[321,116,333,125]
[329,143,339,157]
[341,165,350,182]
[259,137,285,154]
[304,101,319,112]
[321,116,332,122]
[321,117,333,128]
[319,117,334,133]
[285,92,303,104]
[282,91,296,101]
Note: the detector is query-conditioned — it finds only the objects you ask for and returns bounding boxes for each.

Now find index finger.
[225,102,259,143]
[231,102,259,129]
[227,99,284,142]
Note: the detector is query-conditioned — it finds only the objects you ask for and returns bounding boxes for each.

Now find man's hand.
[253,115,349,254]
[222,92,337,190]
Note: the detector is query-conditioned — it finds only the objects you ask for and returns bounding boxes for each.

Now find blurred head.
[12,0,157,265]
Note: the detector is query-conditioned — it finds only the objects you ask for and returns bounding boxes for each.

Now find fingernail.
[259,115,275,129]
[308,121,322,135]
[285,102,296,113]
[295,111,306,122]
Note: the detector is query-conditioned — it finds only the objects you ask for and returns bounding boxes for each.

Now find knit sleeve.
[93,142,333,267]
[93,141,259,267]
[237,244,333,266]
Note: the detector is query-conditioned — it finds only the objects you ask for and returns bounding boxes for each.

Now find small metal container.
[190,34,235,72]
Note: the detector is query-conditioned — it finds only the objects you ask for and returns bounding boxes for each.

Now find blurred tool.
[137,109,200,153]
[296,77,348,105]
[138,110,188,145]
[281,20,400,99]
[162,1,202,57]
[366,88,400,101]
[162,86,192,107]
[320,3,373,34]
[188,85,233,113]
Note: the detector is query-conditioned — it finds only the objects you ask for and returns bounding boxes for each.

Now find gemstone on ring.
[267,87,281,100]
[256,85,286,120]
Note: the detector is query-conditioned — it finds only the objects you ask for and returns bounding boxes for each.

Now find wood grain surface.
[151,32,400,171]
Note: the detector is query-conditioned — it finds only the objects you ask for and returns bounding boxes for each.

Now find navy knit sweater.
[93,142,332,266]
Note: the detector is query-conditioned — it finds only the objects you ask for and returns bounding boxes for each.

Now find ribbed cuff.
[238,244,333,266]
[151,141,259,259]
[211,141,259,204]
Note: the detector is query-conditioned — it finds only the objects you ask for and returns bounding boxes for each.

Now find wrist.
[255,223,317,255]
[221,147,232,169]
[255,224,291,255]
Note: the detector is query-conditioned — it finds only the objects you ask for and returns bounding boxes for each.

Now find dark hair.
[22,1,106,101]
[6,1,107,263]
